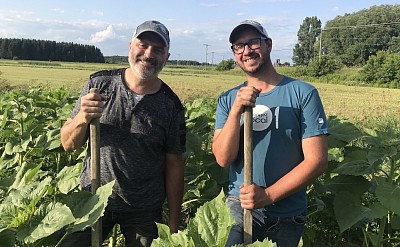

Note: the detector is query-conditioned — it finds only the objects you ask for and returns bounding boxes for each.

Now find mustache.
[137,55,158,66]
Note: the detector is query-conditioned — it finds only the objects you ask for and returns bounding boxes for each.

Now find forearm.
[266,135,328,204]
[165,154,184,233]
[60,114,89,151]
[266,159,326,204]
[212,110,242,167]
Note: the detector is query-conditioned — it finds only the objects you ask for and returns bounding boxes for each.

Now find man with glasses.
[212,20,329,246]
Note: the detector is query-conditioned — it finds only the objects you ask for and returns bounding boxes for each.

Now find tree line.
[0,38,105,63]
[104,55,204,66]
[293,4,400,66]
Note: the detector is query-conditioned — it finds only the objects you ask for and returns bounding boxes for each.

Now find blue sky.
[0,0,398,64]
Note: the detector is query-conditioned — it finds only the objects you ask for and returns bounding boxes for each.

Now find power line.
[321,21,400,31]
[318,21,400,58]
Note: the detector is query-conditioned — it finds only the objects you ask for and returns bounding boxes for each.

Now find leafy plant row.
[0,87,399,246]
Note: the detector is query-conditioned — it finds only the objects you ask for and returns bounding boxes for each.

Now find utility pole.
[203,44,210,70]
[176,53,181,66]
[319,29,323,60]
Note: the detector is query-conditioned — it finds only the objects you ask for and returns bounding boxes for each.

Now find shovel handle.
[243,106,253,244]
[90,88,100,193]
[89,88,102,247]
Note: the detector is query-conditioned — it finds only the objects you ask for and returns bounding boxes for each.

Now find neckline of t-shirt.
[243,76,287,96]
[121,68,164,97]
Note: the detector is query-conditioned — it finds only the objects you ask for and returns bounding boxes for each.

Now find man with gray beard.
[60,20,185,247]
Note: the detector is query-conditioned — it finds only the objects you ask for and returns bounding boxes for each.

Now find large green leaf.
[327,117,364,148]
[333,160,378,176]
[152,190,234,247]
[324,175,370,198]
[367,146,397,164]
[4,142,14,155]
[0,177,52,231]
[375,181,400,215]
[0,203,19,229]
[333,191,373,233]
[392,215,400,230]
[0,229,15,247]
[368,202,387,219]
[65,180,114,234]
[56,164,81,194]
[233,238,278,246]
[16,202,75,244]
[10,161,43,190]
[45,128,62,150]
[6,177,51,210]
[187,189,234,247]
[151,223,193,247]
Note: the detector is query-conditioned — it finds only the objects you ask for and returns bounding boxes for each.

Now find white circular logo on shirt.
[253,105,272,131]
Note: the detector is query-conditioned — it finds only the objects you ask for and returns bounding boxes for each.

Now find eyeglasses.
[231,37,267,54]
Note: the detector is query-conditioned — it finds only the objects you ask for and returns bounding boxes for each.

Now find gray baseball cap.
[229,20,269,43]
[132,20,170,48]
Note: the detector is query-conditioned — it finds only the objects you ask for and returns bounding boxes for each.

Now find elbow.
[213,149,233,168]
[61,133,81,152]
[212,145,230,168]
[215,157,231,168]
[317,158,329,176]
[322,159,328,173]
[61,141,75,152]
[211,138,237,168]
[62,145,74,152]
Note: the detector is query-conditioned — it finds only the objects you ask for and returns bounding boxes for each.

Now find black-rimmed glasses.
[231,37,267,54]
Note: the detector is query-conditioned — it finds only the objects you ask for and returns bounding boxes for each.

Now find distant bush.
[358,51,400,88]
[306,55,341,77]
[17,61,62,67]
[215,59,235,71]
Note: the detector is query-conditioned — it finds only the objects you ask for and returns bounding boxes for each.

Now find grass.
[1,59,400,126]
[0,59,120,91]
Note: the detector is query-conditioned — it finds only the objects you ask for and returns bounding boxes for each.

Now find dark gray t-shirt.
[71,68,186,219]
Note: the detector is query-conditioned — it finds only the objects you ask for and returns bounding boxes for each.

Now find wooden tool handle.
[243,106,253,244]
[89,87,100,193]
[89,88,102,247]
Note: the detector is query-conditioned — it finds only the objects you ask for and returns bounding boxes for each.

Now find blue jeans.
[225,195,305,247]
[58,210,160,247]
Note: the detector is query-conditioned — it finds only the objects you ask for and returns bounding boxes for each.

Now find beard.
[238,52,268,75]
[128,53,165,79]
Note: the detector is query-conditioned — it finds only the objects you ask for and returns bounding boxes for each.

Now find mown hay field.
[1,59,400,125]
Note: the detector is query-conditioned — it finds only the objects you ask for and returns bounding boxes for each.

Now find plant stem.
[377,215,388,247]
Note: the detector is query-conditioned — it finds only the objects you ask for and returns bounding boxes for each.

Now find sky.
[0,0,399,64]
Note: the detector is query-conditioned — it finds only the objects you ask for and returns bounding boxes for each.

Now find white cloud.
[92,11,104,16]
[51,8,65,14]
[200,3,218,7]
[90,25,116,43]
[72,19,107,29]
[183,29,194,34]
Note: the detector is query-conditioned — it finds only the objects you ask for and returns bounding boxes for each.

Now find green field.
[1,59,400,124]
[1,59,399,246]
